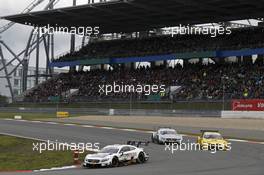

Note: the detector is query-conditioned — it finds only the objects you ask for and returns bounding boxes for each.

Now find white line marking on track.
[228,139,248,142]
[30,120,42,123]
[228,139,264,145]
[82,125,93,128]
[3,118,13,121]
[145,131,155,134]
[45,122,58,125]
[33,165,78,172]
[97,126,114,129]
[63,123,76,126]
[121,129,138,132]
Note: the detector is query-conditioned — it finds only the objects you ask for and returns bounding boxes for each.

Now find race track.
[0,119,263,175]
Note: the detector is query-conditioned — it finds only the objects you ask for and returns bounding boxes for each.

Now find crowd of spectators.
[54,27,264,62]
[24,61,264,102]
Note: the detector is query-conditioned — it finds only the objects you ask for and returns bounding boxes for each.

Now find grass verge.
[0,135,88,171]
[0,113,55,120]
[0,112,80,120]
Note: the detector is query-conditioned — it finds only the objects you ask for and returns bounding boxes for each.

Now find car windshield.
[100,147,119,154]
[203,133,223,139]
[160,130,177,135]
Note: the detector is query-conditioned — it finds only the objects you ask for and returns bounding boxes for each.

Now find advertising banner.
[232,99,264,111]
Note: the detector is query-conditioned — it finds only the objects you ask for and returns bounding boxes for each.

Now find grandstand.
[1,0,264,109]
[51,27,264,63]
[23,62,264,103]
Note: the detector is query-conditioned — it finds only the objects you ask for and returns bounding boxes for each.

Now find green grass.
[0,135,89,171]
[0,112,81,120]
[0,113,56,120]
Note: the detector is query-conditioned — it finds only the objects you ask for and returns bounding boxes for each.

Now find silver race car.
[152,128,183,144]
[83,141,149,168]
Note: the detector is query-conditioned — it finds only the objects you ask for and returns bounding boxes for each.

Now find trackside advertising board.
[232,99,264,111]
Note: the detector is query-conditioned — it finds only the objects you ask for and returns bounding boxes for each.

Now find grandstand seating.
[24,62,264,102]
[54,27,264,62]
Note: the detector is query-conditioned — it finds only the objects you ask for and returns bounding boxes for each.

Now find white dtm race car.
[152,128,183,144]
[83,141,149,168]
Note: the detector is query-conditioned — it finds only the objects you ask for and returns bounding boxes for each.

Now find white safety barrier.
[221,111,264,119]
[14,115,22,120]
[109,109,115,116]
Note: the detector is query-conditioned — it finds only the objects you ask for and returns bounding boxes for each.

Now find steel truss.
[0,0,97,102]
[0,0,58,102]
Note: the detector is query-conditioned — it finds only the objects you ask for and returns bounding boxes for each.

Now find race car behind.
[197,130,230,151]
[152,128,183,144]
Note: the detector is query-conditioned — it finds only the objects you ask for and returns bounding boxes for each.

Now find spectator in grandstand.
[24,61,264,102]
[54,27,264,62]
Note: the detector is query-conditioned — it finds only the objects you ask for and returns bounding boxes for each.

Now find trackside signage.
[232,99,264,111]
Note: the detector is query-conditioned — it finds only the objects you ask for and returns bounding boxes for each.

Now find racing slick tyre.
[199,144,204,150]
[83,164,92,169]
[136,152,146,164]
[111,157,119,167]
[157,136,163,144]
[151,135,155,143]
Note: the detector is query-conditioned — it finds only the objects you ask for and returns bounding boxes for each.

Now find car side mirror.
[120,152,124,156]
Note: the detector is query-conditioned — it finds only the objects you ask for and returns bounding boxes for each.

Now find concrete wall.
[221,111,264,119]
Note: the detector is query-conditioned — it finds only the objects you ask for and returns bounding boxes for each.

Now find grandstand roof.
[2,0,264,34]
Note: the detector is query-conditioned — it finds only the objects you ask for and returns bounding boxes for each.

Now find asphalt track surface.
[41,118,264,141]
[0,119,263,175]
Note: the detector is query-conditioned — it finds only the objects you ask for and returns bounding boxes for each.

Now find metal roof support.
[0,43,14,101]
[43,34,51,80]
[0,0,60,100]
[22,30,35,92]
[0,0,46,34]
[0,42,23,72]
[49,0,55,75]
[70,0,77,72]
[35,28,40,86]
[0,30,50,95]
[0,42,24,77]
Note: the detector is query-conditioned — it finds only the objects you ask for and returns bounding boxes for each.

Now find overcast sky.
[0,0,104,68]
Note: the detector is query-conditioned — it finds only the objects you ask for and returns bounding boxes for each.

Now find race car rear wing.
[200,130,219,133]
[155,126,173,130]
[127,141,150,147]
